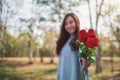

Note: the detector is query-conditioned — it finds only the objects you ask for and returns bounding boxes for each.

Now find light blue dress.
[56,35,89,80]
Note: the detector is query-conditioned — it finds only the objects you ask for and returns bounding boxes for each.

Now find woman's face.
[65,16,76,35]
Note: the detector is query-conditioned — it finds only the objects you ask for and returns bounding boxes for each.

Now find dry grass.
[0,57,120,80]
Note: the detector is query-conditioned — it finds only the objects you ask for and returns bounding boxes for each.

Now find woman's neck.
[70,34,74,37]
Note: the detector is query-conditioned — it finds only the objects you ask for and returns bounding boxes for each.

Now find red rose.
[86,37,99,48]
[88,28,96,38]
[78,29,88,42]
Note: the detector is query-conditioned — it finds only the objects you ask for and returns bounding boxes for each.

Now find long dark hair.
[56,13,80,55]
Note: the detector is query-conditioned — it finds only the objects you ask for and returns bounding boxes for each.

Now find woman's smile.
[65,16,76,34]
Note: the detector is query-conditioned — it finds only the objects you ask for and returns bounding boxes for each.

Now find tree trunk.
[86,0,93,28]
[29,35,33,64]
[0,0,9,62]
[86,0,103,73]
[40,49,44,63]
[119,42,120,62]
[0,20,3,62]
[94,0,104,73]
[110,44,114,73]
[0,26,5,62]
[40,56,43,63]
[50,48,54,64]
[29,49,33,64]
[95,47,102,73]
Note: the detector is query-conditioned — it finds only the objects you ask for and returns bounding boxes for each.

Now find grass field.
[0,57,120,80]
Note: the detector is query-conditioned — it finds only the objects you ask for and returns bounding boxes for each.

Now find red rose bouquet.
[77,28,99,80]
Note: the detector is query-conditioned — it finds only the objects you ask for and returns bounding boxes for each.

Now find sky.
[3,0,120,40]
[16,0,120,31]
[77,0,120,35]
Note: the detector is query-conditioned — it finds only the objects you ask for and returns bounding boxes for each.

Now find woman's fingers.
[86,61,91,67]
[82,58,91,68]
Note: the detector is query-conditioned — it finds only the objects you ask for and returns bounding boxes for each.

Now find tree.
[85,0,104,73]
[0,0,23,61]
[36,0,80,32]
[0,20,3,62]
[86,0,93,28]
[35,0,80,63]
[0,0,4,62]
[112,15,120,59]
[94,0,105,73]
[102,5,120,60]
[42,30,57,63]
[0,0,2,60]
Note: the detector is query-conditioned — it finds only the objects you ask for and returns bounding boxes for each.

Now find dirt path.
[108,77,120,80]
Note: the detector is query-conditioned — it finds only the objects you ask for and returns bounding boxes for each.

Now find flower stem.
[80,68,86,80]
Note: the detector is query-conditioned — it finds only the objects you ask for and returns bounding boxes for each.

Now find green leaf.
[88,52,94,57]
[77,53,82,58]
[92,48,96,50]
[88,57,95,63]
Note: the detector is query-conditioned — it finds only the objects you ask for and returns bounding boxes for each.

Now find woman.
[56,13,91,80]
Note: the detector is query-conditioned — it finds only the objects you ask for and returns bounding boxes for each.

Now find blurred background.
[0,0,120,80]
